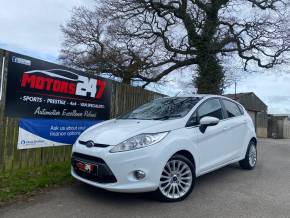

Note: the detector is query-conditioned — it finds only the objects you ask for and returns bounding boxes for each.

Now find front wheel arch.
[173,150,196,170]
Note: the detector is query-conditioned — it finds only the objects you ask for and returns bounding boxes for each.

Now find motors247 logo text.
[20,69,106,99]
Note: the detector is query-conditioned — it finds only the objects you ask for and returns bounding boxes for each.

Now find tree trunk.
[194,52,224,95]
[122,76,131,85]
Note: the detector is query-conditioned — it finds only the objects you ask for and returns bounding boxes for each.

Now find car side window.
[222,99,242,118]
[187,111,199,127]
[198,99,224,120]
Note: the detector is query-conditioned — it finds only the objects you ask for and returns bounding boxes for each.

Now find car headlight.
[109,132,169,153]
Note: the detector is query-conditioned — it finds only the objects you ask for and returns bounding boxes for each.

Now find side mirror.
[199,116,219,133]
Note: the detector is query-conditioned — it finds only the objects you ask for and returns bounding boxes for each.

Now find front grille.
[71,152,117,184]
[72,152,105,164]
[79,140,110,148]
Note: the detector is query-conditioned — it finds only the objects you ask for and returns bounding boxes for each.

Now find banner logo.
[21,69,106,99]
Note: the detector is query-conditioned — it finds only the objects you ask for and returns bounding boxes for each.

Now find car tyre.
[239,141,257,170]
[154,154,196,202]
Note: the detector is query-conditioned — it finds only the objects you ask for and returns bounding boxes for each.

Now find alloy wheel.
[159,159,193,200]
[249,144,257,167]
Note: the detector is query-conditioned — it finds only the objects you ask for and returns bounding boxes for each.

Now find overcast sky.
[0,0,289,114]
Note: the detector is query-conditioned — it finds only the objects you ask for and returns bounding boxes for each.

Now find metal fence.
[0,50,162,172]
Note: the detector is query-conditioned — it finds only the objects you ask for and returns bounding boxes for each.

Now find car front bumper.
[71,143,166,193]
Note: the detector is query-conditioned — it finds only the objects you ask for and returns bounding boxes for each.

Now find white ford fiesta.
[71,95,257,202]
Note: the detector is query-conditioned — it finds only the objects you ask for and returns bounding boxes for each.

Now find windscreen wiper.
[153,115,182,120]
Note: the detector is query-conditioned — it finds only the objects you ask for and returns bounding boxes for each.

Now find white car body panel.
[71,95,257,193]
[78,119,185,146]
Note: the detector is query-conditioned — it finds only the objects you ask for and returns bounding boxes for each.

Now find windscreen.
[119,97,201,120]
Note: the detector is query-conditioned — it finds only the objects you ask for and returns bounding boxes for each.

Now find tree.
[61,1,290,94]
[60,7,163,85]
[105,0,290,93]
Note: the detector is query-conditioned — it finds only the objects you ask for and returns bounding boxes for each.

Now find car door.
[195,98,232,174]
[221,99,248,158]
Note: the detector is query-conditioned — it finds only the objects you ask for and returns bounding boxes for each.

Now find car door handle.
[223,127,230,131]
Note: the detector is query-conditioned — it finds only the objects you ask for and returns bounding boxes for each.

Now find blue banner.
[18,118,102,149]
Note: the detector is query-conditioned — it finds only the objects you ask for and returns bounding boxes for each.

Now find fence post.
[0,49,9,172]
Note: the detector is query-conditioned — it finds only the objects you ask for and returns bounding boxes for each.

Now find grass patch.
[0,162,74,203]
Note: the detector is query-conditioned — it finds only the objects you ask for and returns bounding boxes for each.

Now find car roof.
[162,95,241,104]
[163,94,220,99]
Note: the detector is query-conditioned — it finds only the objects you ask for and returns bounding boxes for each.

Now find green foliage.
[195,53,225,94]
[0,162,73,203]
